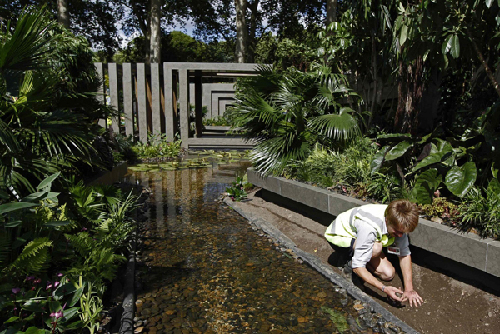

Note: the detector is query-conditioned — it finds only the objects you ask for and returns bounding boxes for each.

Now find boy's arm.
[353,267,403,301]
[399,255,423,307]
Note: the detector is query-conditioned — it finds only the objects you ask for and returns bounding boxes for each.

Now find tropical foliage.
[229,64,362,175]
[0,7,112,199]
[0,173,137,333]
[0,8,138,333]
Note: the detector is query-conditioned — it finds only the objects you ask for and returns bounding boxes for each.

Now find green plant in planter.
[459,179,500,238]
[371,133,477,204]
[420,197,459,221]
[366,172,403,203]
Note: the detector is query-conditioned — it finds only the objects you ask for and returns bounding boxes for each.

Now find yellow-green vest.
[324,205,395,247]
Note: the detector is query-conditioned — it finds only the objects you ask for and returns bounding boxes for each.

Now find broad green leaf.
[22,299,46,312]
[0,202,39,214]
[60,307,79,322]
[450,34,460,58]
[410,182,433,205]
[44,221,71,228]
[400,25,408,46]
[370,146,390,174]
[385,141,412,161]
[5,220,22,228]
[432,139,453,155]
[53,283,77,301]
[68,287,83,307]
[413,141,453,171]
[64,321,84,330]
[48,300,61,313]
[4,317,19,324]
[24,192,60,202]
[445,162,477,197]
[442,35,452,54]
[37,172,60,192]
[486,0,494,8]
[24,328,45,334]
[487,178,500,199]
[415,168,442,191]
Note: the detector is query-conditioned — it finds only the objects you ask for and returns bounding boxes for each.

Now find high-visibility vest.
[324,205,395,247]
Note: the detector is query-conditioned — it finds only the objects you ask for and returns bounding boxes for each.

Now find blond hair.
[385,199,419,232]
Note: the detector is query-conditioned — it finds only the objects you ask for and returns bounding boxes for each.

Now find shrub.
[459,180,500,238]
[132,133,182,160]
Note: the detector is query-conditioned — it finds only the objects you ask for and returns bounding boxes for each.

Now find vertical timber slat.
[94,62,106,128]
[122,63,134,137]
[137,63,148,143]
[164,63,175,142]
[108,63,120,133]
[151,63,161,136]
[194,70,203,138]
[179,68,189,146]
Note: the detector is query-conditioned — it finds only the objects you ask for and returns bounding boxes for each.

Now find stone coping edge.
[88,162,128,186]
[247,168,500,278]
[119,230,136,334]
[224,197,419,334]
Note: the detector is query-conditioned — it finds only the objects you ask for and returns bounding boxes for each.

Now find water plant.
[226,176,252,201]
[131,133,182,161]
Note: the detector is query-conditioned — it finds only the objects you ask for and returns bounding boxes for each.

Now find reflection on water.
[125,161,377,334]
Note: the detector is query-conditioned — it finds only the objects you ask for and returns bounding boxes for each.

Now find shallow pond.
[125,160,386,334]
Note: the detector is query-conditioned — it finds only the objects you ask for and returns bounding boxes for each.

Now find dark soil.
[229,188,500,334]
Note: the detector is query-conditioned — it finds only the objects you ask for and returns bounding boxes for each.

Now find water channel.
[125,158,393,334]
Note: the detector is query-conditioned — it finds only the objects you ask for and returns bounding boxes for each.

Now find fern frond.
[6,237,52,274]
[64,233,93,255]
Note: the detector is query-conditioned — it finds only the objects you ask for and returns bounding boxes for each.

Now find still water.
[125,161,383,334]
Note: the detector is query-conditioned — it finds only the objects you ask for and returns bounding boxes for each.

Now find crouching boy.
[325,199,423,307]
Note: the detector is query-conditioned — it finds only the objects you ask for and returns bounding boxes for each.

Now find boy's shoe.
[341,260,353,279]
[342,260,364,289]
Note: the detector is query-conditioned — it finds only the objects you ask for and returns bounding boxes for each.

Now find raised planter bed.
[247,168,500,279]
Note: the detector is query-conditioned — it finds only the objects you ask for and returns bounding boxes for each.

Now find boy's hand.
[384,286,404,302]
[402,290,423,307]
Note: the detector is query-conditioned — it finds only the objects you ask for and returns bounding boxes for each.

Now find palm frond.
[0,7,55,96]
[308,108,361,141]
[251,136,312,176]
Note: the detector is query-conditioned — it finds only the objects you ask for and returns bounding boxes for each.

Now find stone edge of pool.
[224,197,420,334]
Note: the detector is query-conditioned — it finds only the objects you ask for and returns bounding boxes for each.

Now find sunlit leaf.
[445,162,477,197]
[385,141,412,161]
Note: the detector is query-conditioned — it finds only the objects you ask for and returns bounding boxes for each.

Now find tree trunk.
[234,0,248,63]
[326,0,337,26]
[57,0,70,28]
[246,0,259,63]
[150,0,162,64]
[394,55,424,135]
[368,30,378,129]
[467,32,500,98]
